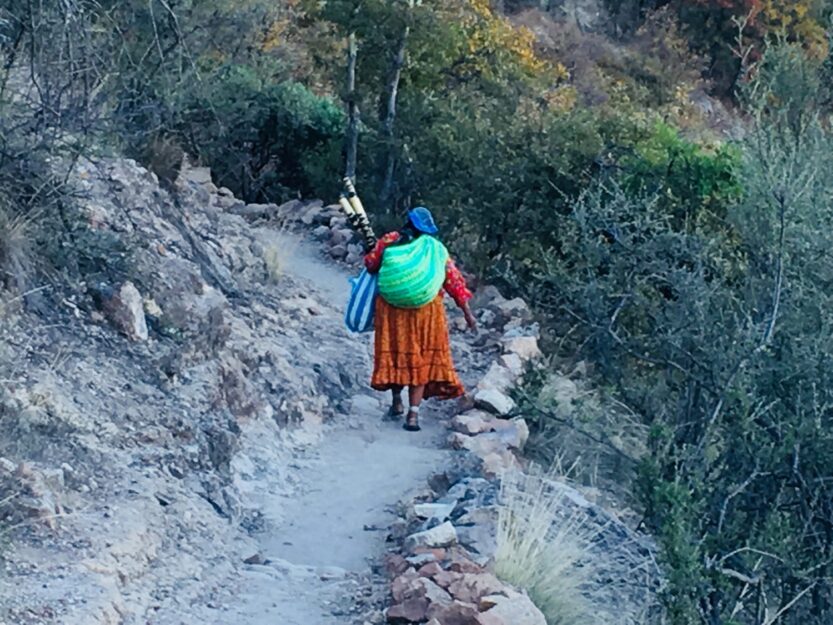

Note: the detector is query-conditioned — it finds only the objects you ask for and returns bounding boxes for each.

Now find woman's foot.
[385,388,405,421]
[403,408,421,432]
[384,404,405,421]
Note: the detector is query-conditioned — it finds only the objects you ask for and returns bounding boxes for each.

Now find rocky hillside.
[0,158,380,623]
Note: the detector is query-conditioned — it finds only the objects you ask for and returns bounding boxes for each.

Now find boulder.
[404,521,458,552]
[479,450,522,477]
[500,336,542,362]
[434,569,464,589]
[386,597,430,623]
[447,573,504,604]
[477,590,546,625]
[104,281,149,341]
[312,225,331,241]
[476,363,515,394]
[392,570,421,602]
[500,353,524,376]
[426,600,480,625]
[471,285,506,309]
[495,297,532,323]
[417,562,444,578]
[474,389,515,416]
[449,412,495,436]
[329,244,348,260]
[298,200,325,225]
[330,228,355,247]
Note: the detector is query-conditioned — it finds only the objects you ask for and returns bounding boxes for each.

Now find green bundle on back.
[378,236,449,309]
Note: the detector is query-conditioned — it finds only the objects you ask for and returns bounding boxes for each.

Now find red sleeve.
[364,232,401,273]
[444,259,473,308]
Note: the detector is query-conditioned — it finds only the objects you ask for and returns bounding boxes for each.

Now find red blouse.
[365,232,472,308]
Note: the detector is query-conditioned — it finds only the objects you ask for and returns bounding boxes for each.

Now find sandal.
[384,405,405,421]
[403,408,421,432]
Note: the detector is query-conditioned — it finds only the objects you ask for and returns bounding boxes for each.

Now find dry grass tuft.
[495,466,600,625]
[0,204,34,294]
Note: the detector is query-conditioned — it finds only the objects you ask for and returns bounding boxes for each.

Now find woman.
[365,206,477,431]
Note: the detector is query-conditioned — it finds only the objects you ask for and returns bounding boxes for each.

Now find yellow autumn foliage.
[455,0,569,83]
[760,0,829,59]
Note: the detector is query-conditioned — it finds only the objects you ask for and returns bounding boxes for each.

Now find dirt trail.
[209,233,464,625]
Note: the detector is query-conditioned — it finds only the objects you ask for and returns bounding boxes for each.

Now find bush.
[170,68,345,203]
[521,44,833,623]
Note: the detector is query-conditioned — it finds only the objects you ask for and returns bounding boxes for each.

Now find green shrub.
[163,68,344,203]
[521,44,833,623]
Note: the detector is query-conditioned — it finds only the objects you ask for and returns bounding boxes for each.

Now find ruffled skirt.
[371,295,464,400]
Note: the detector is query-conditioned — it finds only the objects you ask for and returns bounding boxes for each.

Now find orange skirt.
[372,295,464,400]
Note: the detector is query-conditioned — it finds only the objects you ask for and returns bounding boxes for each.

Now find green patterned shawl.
[378,235,449,309]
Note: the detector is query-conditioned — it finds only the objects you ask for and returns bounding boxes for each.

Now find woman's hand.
[462,304,478,332]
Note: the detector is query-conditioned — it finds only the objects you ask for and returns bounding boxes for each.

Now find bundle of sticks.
[338,178,378,250]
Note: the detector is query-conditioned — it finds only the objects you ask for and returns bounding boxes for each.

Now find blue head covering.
[407,206,439,235]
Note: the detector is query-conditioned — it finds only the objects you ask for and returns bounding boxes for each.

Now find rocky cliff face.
[0,157,370,623]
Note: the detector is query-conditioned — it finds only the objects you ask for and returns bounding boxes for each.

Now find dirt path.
[211,233,464,625]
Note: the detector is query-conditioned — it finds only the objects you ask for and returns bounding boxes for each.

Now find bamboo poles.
[339,178,377,250]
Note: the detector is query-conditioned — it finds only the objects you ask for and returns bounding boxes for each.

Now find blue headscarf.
[407,206,439,235]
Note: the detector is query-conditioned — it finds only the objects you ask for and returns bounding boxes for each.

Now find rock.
[474,389,515,416]
[434,569,464,589]
[448,433,503,457]
[476,363,515,393]
[392,570,421,602]
[450,412,494,435]
[329,244,348,260]
[385,554,412,577]
[404,521,458,552]
[477,590,546,625]
[472,285,506,309]
[455,509,498,562]
[426,599,480,625]
[469,420,528,452]
[414,501,457,522]
[495,297,532,323]
[478,309,497,327]
[184,166,213,185]
[418,562,444,578]
[386,597,430,623]
[448,549,485,574]
[410,547,448,562]
[500,336,542,362]
[299,200,325,225]
[104,281,149,341]
[243,553,267,565]
[406,553,437,567]
[416,577,453,606]
[479,450,521,477]
[448,573,504,604]
[330,228,355,247]
[313,225,331,240]
[500,353,524,376]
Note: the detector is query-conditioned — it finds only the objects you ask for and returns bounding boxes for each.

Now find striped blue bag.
[345,268,378,333]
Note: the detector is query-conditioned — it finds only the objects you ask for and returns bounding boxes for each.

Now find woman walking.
[364,207,477,431]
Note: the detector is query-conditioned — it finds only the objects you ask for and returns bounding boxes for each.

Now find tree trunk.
[379,25,409,210]
[344,32,360,183]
